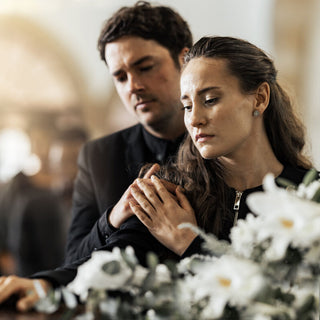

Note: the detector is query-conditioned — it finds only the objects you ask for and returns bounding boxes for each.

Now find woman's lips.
[195,134,214,142]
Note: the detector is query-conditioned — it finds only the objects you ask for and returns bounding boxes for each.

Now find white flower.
[131,265,149,286]
[67,247,135,301]
[262,173,279,192]
[304,241,320,265]
[174,278,195,316]
[186,255,265,318]
[154,264,171,286]
[296,180,320,200]
[177,254,216,276]
[230,214,263,258]
[246,176,320,260]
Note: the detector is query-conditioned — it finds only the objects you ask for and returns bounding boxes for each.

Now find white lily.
[246,174,320,260]
[186,255,265,318]
[67,247,135,301]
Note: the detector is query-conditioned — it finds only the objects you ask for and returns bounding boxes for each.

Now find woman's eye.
[205,97,219,105]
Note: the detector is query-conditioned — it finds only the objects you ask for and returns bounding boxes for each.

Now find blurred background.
[0,0,319,182]
[0,0,319,275]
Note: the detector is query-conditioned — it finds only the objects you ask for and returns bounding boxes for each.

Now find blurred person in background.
[49,128,89,231]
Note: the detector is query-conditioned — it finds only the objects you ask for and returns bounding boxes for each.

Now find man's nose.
[128,74,145,93]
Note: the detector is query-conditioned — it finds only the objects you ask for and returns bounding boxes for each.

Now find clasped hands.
[109,164,198,256]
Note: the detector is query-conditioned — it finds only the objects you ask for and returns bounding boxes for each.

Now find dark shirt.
[65,124,185,264]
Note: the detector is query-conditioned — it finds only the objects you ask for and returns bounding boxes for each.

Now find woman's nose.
[187,105,207,128]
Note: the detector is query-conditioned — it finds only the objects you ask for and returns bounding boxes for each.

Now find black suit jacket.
[65,123,183,264]
[33,124,182,286]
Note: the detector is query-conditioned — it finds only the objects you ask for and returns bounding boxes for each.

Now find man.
[64,0,192,263]
[0,1,192,311]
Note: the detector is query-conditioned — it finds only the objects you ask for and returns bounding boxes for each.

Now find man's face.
[105,36,184,131]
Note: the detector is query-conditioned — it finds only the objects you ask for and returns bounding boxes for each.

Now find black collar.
[142,127,185,163]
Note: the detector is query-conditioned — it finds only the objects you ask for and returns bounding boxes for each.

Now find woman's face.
[180,57,257,160]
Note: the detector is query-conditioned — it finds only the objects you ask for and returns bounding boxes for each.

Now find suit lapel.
[124,124,148,180]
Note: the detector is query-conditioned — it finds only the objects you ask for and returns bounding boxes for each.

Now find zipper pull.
[233,190,243,226]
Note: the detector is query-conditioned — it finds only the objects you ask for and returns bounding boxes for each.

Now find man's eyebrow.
[132,55,153,67]
[181,86,220,100]
[111,56,154,77]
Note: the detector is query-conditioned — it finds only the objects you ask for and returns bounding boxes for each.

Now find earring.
[253,110,260,117]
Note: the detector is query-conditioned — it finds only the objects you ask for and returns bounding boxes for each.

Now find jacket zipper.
[233,190,243,226]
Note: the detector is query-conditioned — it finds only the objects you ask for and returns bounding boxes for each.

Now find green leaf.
[276,177,297,189]
[311,187,320,203]
[141,269,156,292]
[146,252,159,270]
[102,261,121,275]
[121,249,137,270]
[302,168,319,186]
[164,260,179,278]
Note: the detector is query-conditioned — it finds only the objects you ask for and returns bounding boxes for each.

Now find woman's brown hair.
[142,36,312,236]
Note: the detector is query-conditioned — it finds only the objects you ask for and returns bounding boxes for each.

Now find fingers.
[16,291,39,312]
[129,201,153,229]
[150,175,172,201]
[0,275,19,305]
[131,182,159,213]
[0,276,47,312]
[175,186,193,211]
[143,163,160,179]
[132,176,180,209]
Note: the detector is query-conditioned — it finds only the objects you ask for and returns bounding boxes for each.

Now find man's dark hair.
[97,1,193,67]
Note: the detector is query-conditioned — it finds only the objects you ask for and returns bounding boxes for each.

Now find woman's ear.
[254,82,270,114]
[178,47,190,68]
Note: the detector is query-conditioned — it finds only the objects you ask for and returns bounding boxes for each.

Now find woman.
[0,36,314,312]
[129,36,313,257]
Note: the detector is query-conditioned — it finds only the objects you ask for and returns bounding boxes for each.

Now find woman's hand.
[0,275,51,312]
[130,175,197,256]
[109,164,179,228]
[109,163,160,228]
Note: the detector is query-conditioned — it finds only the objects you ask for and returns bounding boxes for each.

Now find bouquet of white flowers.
[36,169,320,320]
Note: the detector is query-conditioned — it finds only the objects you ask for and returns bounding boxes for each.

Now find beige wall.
[274,0,320,167]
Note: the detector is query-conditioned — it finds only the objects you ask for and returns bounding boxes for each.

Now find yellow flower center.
[280,218,294,229]
[218,277,231,287]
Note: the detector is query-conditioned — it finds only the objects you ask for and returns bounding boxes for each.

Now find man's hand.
[0,276,51,312]
[109,163,179,228]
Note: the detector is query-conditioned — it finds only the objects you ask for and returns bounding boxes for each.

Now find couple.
[0,10,313,316]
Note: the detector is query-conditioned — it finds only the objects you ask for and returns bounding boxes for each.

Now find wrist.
[33,279,52,298]
[108,208,120,229]
[175,229,197,256]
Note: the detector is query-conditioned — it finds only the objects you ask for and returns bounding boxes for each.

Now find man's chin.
[137,113,158,126]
